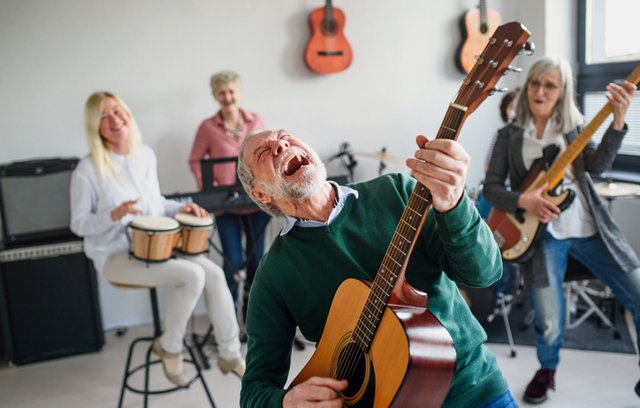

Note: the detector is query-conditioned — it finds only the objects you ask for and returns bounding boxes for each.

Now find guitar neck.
[352,105,467,351]
[479,0,487,27]
[324,0,334,22]
[536,64,640,190]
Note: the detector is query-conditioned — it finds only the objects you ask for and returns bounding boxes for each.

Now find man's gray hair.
[237,132,285,217]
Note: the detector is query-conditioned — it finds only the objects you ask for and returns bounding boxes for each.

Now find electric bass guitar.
[488,64,640,263]
[304,0,352,74]
[291,22,531,407]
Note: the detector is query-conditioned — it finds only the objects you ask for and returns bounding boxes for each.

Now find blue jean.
[215,211,270,305]
[478,390,519,408]
[531,232,640,369]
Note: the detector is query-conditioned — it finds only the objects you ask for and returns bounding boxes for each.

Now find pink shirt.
[188,109,264,189]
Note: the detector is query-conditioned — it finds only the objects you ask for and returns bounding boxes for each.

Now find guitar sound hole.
[322,20,337,35]
[335,342,367,399]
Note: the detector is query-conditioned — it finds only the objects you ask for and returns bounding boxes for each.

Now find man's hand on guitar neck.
[283,377,348,407]
[517,182,560,224]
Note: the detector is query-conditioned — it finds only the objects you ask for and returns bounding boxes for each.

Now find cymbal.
[355,150,405,165]
[594,181,640,198]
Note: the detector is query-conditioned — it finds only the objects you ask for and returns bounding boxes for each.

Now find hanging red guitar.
[304,0,352,74]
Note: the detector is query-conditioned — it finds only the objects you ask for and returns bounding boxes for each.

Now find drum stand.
[189,214,307,370]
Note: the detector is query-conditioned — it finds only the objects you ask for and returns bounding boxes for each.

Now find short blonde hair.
[84,91,142,181]
[209,70,240,93]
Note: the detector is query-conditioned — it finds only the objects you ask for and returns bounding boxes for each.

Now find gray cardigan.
[483,123,639,287]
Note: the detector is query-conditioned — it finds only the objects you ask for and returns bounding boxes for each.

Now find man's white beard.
[267,147,327,200]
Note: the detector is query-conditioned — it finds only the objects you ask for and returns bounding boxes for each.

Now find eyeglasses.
[528,80,560,93]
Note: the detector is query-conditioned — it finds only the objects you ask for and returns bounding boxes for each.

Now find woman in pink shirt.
[188,71,269,324]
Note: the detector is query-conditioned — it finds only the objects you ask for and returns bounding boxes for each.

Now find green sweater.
[240,174,508,407]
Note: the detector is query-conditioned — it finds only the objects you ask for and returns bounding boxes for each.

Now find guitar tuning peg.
[507,65,523,73]
[491,87,509,95]
[522,41,536,55]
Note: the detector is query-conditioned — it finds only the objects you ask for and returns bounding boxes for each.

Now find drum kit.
[128,213,214,264]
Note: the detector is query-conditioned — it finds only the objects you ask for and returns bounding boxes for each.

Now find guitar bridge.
[493,231,506,248]
[318,51,344,56]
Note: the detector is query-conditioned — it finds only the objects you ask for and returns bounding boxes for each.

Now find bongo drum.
[174,213,214,255]
[129,216,181,262]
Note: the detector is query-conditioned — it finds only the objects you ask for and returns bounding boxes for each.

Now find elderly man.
[237,129,514,408]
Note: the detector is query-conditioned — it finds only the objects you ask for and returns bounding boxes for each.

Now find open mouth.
[283,153,309,177]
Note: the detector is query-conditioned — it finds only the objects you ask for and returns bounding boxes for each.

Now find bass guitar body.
[487,147,575,263]
[292,279,456,407]
[304,6,352,74]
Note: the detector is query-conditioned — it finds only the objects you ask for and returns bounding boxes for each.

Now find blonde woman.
[70,91,244,386]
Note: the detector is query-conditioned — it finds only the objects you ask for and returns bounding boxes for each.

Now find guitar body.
[292,279,456,407]
[304,6,352,74]
[455,5,501,74]
[487,145,576,262]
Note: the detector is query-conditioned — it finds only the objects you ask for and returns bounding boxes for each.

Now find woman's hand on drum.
[111,199,142,221]
[179,203,209,218]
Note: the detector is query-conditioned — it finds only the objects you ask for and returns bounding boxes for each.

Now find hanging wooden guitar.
[291,22,531,407]
[488,64,640,263]
[304,0,352,74]
[455,0,501,75]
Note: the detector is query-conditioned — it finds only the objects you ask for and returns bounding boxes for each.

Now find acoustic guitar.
[304,0,352,74]
[455,0,501,75]
[488,65,640,263]
[291,22,531,407]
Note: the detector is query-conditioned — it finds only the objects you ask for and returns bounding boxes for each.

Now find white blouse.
[70,145,182,273]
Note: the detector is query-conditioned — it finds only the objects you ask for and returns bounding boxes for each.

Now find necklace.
[222,112,243,141]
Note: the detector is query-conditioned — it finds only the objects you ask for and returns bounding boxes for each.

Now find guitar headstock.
[454,22,531,116]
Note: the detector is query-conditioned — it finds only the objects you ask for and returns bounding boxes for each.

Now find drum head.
[175,213,214,228]
[130,216,180,232]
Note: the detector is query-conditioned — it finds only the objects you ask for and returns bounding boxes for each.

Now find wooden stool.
[110,282,216,407]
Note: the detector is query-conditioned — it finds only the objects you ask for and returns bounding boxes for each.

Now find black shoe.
[635,378,640,398]
[523,368,555,404]
[239,332,248,343]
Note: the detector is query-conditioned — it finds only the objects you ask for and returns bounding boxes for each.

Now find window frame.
[577,0,640,176]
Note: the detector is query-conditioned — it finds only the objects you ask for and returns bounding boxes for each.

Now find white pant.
[104,252,241,360]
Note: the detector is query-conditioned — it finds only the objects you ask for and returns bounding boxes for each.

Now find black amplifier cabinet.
[0,241,104,365]
[0,157,79,246]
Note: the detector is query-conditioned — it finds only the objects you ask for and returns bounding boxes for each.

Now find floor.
[0,316,638,408]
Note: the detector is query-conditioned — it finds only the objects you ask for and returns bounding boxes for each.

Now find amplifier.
[0,241,104,365]
[0,157,79,246]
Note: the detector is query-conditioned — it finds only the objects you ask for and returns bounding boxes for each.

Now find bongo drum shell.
[129,216,181,262]
[175,213,214,255]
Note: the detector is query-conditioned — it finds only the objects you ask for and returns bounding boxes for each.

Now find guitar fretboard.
[351,106,466,351]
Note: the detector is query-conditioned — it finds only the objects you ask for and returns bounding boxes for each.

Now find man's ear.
[250,187,271,205]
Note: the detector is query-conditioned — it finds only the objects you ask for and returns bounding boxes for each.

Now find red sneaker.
[523,368,555,404]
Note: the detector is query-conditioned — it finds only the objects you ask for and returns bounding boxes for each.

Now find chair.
[111,283,216,408]
[563,257,621,338]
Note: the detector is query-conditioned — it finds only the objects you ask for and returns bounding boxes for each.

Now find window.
[578,0,640,180]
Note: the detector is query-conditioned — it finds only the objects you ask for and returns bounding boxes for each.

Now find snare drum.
[129,216,181,262]
[175,213,214,255]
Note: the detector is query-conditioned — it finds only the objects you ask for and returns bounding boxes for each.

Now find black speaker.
[0,157,79,246]
[0,241,104,365]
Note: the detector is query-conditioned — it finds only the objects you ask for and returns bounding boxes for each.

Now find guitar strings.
[332,38,513,389]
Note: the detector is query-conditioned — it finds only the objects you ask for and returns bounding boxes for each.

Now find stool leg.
[185,343,216,407]
[143,344,154,408]
[117,338,138,408]
[149,288,162,337]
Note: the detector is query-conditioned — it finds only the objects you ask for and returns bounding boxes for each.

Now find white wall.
[0,0,591,329]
